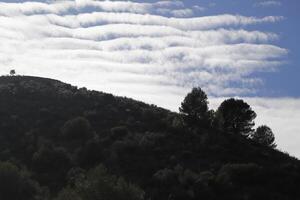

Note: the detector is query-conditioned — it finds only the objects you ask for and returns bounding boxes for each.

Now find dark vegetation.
[0,75,299,200]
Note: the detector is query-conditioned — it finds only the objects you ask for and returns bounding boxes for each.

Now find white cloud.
[0,0,185,16]
[0,0,286,96]
[168,9,195,17]
[254,1,282,7]
[193,5,206,12]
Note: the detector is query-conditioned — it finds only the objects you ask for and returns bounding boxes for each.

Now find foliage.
[57,165,144,200]
[56,187,82,200]
[61,117,93,141]
[32,145,71,192]
[111,126,128,139]
[0,76,298,200]
[0,161,43,200]
[216,98,257,136]
[179,87,212,128]
[10,70,16,76]
[252,125,276,148]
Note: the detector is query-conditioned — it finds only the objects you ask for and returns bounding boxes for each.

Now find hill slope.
[0,76,299,200]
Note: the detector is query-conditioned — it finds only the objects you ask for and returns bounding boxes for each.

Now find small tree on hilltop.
[179,87,212,127]
[252,125,276,148]
[10,70,16,76]
[216,98,256,137]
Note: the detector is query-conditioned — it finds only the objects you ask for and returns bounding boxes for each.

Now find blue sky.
[203,0,300,97]
[171,0,300,97]
[130,0,300,97]
[0,0,299,157]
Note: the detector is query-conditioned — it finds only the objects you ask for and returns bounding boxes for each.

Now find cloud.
[167,9,195,17]
[0,0,287,94]
[193,5,206,12]
[254,1,282,7]
[0,0,185,17]
[0,0,286,95]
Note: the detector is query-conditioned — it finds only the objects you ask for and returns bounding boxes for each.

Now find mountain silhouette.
[0,75,299,200]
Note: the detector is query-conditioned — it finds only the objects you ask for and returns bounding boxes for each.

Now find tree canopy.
[0,162,42,200]
[252,125,276,148]
[179,87,212,127]
[56,165,144,200]
[216,98,257,136]
[0,76,296,200]
[9,70,16,76]
[61,117,93,141]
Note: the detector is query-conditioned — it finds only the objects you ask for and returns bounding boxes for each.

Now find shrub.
[57,164,145,200]
[0,161,42,200]
[61,117,93,141]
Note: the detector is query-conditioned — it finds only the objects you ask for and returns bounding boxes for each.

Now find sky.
[0,0,299,157]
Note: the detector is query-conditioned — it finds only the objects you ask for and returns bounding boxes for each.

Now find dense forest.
[0,75,299,200]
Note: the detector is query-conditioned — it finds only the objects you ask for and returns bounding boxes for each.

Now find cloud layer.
[0,0,287,97]
[0,1,299,156]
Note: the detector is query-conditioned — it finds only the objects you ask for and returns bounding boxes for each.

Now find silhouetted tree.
[216,98,256,136]
[9,70,16,76]
[179,87,212,127]
[252,125,276,148]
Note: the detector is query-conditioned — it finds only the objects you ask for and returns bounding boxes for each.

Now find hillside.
[0,75,299,200]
